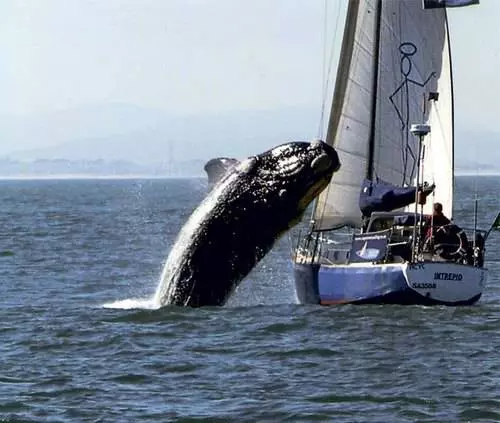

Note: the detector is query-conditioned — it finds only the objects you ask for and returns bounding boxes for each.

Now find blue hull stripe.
[318,265,408,304]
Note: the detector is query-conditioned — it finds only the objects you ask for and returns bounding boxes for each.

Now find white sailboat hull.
[404,262,486,304]
[294,260,486,306]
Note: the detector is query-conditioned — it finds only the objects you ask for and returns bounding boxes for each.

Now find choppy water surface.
[0,176,499,422]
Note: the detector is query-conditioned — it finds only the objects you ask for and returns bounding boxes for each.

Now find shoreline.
[0,174,205,181]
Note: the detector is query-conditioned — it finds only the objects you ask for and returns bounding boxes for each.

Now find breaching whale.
[154,140,340,307]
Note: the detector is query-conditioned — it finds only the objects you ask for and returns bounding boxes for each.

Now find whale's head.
[235,140,340,229]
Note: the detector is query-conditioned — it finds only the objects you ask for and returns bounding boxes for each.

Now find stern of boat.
[293,260,320,304]
[403,261,486,305]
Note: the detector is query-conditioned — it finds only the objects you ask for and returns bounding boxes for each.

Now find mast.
[366,0,382,181]
[445,10,455,216]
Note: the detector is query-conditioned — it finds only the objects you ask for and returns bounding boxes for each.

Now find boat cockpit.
[299,211,486,268]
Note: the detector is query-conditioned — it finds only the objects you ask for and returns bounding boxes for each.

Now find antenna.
[410,123,431,262]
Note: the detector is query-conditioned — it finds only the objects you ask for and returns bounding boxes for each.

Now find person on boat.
[431,202,450,227]
[423,202,450,241]
[423,202,469,262]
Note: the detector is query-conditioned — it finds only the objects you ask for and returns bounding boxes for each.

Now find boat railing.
[293,214,488,267]
[292,228,353,264]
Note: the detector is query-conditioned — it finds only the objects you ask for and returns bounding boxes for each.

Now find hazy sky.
[1,0,334,118]
[0,0,498,151]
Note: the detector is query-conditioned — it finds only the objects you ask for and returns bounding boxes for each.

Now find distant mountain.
[0,103,169,156]
[3,103,498,175]
[3,104,322,164]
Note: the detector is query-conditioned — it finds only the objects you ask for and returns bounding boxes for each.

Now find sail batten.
[313,0,454,231]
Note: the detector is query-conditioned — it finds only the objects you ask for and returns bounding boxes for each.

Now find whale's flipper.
[204,158,240,190]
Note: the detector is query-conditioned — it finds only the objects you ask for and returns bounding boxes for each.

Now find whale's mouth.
[309,175,332,198]
[294,145,340,213]
[297,173,332,213]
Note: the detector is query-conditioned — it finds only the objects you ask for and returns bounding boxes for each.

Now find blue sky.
[0,0,498,157]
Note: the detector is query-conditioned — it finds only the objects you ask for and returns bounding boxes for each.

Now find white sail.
[375,1,453,218]
[313,0,453,230]
[420,25,454,218]
[313,0,379,230]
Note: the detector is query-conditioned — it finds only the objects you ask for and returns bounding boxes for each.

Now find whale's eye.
[311,153,331,173]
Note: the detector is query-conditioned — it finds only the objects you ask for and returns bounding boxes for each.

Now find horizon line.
[0,174,205,181]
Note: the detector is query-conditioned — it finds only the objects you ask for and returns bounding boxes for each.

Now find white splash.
[102,298,159,310]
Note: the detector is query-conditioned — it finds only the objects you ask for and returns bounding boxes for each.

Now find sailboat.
[292,0,498,306]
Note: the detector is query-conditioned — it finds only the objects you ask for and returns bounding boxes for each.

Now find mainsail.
[313,0,454,231]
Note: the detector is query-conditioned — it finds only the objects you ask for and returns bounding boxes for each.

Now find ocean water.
[0,176,499,422]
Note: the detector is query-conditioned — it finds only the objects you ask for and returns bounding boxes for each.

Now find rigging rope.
[311,0,343,229]
[317,0,342,141]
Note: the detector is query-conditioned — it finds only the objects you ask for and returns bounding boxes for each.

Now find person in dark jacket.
[432,202,450,226]
[423,202,451,247]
